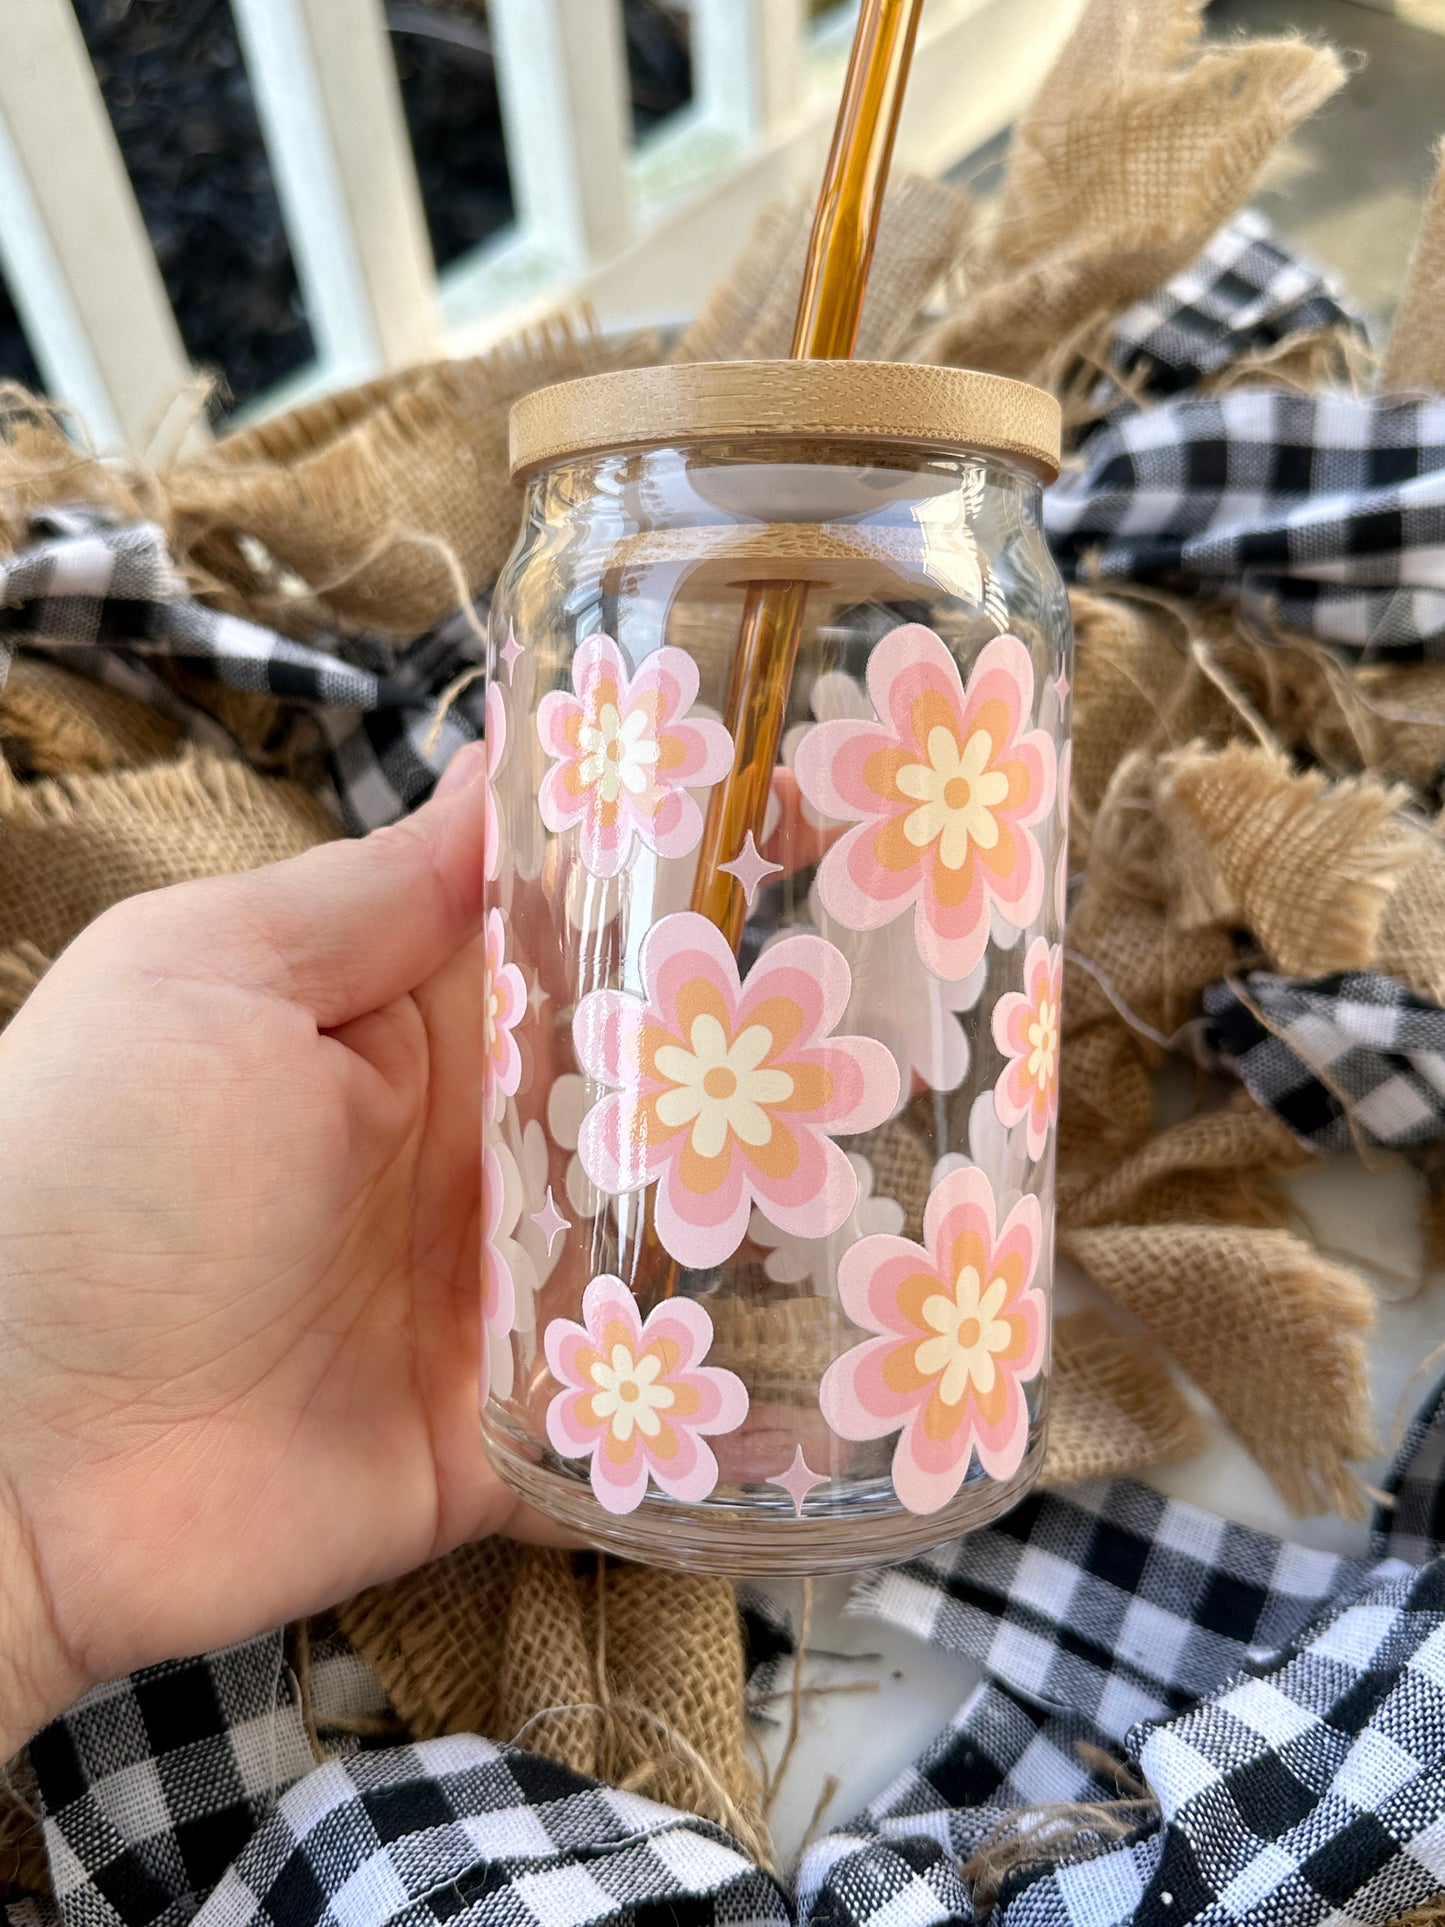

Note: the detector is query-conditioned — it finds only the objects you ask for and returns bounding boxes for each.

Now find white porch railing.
[0,0,1084,452]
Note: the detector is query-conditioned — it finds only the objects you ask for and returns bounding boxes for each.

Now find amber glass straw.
[636,0,925,1300]
[687,0,926,947]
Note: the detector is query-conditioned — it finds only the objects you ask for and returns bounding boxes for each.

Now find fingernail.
[433,741,488,799]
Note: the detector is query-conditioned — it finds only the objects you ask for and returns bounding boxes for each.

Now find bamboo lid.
[509,360,1061,483]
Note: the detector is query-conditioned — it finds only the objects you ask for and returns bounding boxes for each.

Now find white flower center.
[589,1342,674,1441]
[576,701,660,804]
[1026,994,1059,1090]
[895,724,1011,869]
[484,974,499,1054]
[913,1264,1012,1405]
[653,1012,795,1160]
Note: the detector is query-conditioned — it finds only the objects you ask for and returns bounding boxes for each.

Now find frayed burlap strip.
[0,945,48,1025]
[1062,1100,1312,1232]
[336,1546,768,1866]
[1067,590,1231,860]
[165,319,659,639]
[1155,743,1417,974]
[1051,733,1391,1515]
[1385,139,1445,395]
[914,0,1344,394]
[1046,1309,1208,1484]
[0,656,183,775]
[673,174,972,367]
[1064,1221,1375,1515]
[0,1754,48,1901]
[0,747,336,965]
[1376,831,1445,1006]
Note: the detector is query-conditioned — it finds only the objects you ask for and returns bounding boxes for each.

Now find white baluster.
[488,0,633,272]
[692,0,809,142]
[0,0,196,449]
[230,0,440,381]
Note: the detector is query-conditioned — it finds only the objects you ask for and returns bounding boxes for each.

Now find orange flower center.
[943,775,972,811]
[703,1065,738,1100]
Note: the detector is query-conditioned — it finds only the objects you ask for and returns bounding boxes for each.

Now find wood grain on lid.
[508,359,1061,482]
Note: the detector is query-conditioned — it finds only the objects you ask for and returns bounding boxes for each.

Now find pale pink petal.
[819,1335,918,1440]
[750,1132,857,1243]
[589,1439,651,1514]
[572,988,645,1088]
[576,1089,653,1196]
[646,1428,718,1505]
[655,1156,752,1270]
[547,1385,607,1456]
[535,689,582,763]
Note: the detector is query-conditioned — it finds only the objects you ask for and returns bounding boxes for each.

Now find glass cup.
[480,361,1069,1574]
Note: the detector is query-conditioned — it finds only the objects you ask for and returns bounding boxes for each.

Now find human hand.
[0,744,559,1753]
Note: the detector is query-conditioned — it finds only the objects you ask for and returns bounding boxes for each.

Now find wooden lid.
[509,360,1061,483]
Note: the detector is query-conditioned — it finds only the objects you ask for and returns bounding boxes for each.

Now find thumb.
[161,742,495,1028]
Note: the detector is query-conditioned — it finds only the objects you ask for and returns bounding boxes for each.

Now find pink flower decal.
[545,1273,748,1513]
[794,625,1056,980]
[481,1144,521,1398]
[819,1164,1046,1512]
[991,938,1063,1161]
[484,682,506,883]
[483,909,526,1124]
[536,635,733,878]
[574,912,899,1269]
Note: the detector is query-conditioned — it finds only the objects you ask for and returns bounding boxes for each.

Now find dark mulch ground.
[0,0,690,423]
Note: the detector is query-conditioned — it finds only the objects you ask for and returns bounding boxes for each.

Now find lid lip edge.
[508,359,1062,483]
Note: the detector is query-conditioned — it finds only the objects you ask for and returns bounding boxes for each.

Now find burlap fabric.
[335,1549,767,1866]
[8,0,1445,1891]
[914,0,1346,399]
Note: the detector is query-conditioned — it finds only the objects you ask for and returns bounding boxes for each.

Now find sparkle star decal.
[526,973,550,1020]
[1050,665,1070,705]
[529,1187,570,1258]
[499,623,525,683]
[719,830,783,909]
[767,1447,828,1517]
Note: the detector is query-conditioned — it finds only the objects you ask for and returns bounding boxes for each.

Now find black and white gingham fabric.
[1374,1379,1445,1571]
[0,511,489,834]
[1094,208,1361,408]
[24,1632,389,1927]
[201,1738,787,1927]
[1035,213,1445,661]
[1204,970,1445,1155]
[846,1479,1411,1744]
[795,1424,1445,1927]
[1043,386,1445,658]
[18,1391,1445,1927]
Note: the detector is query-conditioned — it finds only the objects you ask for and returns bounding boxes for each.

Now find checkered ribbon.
[1036,212,1445,661]
[17,1390,1445,1927]
[1095,207,1360,406]
[1204,970,1445,1155]
[0,510,489,834]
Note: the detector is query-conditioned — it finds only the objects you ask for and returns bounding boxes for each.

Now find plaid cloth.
[1204,970,1445,1156]
[1374,1380,1445,1570]
[1043,386,1445,659]
[1037,212,1445,661]
[0,511,488,834]
[17,1391,1445,1927]
[1096,208,1360,406]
